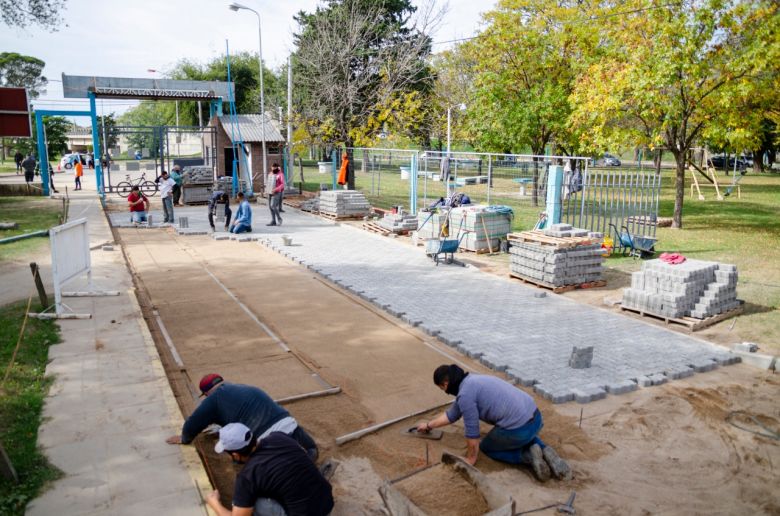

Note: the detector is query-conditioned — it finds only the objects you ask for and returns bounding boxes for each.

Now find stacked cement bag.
[318,190,371,218]
[379,212,418,233]
[509,239,604,287]
[622,259,739,319]
[182,166,213,184]
[449,205,513,252]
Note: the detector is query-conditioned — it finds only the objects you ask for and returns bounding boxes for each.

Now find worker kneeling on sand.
[206,423,334,516]
[230,191,252,233]
[417,364,571,482]
[166,374,319,461]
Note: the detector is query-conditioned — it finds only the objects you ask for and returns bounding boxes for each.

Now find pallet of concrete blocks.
[182,184,213,204]
[378,212,418,233]
[622,259,739,319]
[508,227,604,288]
[214,176,248,194]
[182,166,214,185]
[416,209,449,240]
[318,190,371,219]
[449,205,513,252]
[299,197,319,212]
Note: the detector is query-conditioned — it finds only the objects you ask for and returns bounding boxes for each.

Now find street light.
[229,1,267,181]
[446,103,467,156]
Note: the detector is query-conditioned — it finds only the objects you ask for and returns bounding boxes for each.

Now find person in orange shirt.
[74,159,84,191]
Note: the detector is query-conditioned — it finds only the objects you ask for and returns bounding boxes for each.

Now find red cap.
[199,374,223,396]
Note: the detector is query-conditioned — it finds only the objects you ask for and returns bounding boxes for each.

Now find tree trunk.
[671,151,686,229]
[752,149,764,173]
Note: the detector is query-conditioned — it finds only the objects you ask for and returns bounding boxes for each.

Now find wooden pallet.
[619,303,743,331]
[507,230,593,249]
[460,247,492,255]
[509,272,606,293]
[319,212,367,221]
[362,222,392,236]
[282,198,304,209]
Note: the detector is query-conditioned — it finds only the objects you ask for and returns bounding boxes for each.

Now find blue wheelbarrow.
[609,223,657,259]
[426,233,467,266]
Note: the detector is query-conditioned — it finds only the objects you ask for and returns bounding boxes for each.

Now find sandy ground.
[114,225,779,515]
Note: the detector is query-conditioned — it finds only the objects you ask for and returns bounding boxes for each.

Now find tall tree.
[570,0,779,228]
[96,113,118,156]
[0,0,67,30]
[15,115,69,159]
[0,52,47,98]
[168,52,284,126]
[293,0,438,185]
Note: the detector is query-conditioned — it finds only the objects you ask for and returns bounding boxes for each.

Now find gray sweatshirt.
[446,374,537,439]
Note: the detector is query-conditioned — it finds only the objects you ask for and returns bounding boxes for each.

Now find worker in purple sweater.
[417,364,571,482]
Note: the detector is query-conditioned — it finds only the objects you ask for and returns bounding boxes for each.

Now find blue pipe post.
[543,165,564,228]
[34,113,49,196]
[88,93,104,197]
[409,153,418,214]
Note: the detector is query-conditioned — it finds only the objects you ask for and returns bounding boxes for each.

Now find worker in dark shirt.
[208,190,232,231]
[207,423,334,516]
[166,374,318,461]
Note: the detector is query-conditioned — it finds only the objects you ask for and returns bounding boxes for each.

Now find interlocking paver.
[110,204,739,403]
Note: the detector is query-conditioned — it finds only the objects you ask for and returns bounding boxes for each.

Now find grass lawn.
[0,163,19,174]
[0,198,63,262]
[0,300,62,515]
[294,162,780,347]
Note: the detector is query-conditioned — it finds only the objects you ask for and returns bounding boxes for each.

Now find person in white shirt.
[157,170,176,223]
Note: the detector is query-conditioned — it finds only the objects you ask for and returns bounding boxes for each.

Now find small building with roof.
[210,113,285,191]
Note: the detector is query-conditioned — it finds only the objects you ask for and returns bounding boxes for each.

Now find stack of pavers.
[378,212,418,234]
[181,166,213,204]
[318,190,371,219]
[449,205,512,252]
[215,176,248,194]
[509,224,605,288]
[416,209,449,240]
[299,198,319,212]
[622,259,739,319]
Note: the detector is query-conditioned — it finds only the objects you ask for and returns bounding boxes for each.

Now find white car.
[59,153,92,170]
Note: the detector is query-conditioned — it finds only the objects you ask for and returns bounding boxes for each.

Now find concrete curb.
[729,350,778,371]
[127,287,214,516]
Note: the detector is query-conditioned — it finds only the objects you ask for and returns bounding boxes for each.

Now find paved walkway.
[108,200,738,404]
[27,193,209,515]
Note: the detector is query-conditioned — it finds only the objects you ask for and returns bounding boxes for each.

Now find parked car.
[709,155,747,172]
[592,153,621,167]
[59,153,92,170]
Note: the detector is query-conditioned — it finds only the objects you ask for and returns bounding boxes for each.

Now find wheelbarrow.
[426,232,467,266]
[609,223,657,259]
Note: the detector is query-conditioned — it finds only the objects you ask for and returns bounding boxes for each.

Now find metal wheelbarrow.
[426,233,467,266]
[609,223,657,259]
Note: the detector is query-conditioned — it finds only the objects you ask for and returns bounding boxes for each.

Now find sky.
[1,0,493,118]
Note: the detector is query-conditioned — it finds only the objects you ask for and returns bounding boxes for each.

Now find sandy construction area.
[116,227,779,515]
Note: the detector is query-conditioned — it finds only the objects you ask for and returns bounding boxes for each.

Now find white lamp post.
[229,2,267,180]
[446,103,466,155]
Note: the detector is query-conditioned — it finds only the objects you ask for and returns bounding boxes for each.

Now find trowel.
[402,426,443,440]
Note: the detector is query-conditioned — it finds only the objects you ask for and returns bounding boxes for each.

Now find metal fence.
[562,169,661,240]
[316,148,659,235]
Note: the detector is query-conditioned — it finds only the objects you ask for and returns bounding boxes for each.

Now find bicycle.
[115,172,158,198]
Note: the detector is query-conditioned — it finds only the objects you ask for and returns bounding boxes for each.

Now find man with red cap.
[166,374,319,461]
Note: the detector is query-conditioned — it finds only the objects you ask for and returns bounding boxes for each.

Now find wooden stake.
[29,262,48,308]
[0,443,18,483]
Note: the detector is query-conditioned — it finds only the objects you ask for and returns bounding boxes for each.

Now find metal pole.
[487,154,492,205]
[88,92,104,197]
[446,107,451,155]
[287,56,293,146]
[34,114,49,196]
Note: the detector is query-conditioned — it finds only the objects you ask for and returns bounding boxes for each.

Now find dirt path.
[116,227,779,515]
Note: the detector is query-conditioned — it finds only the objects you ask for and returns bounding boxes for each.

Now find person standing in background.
[14,150,23,174]
[74,159,83,190]
[170,165,183,206]
[156,170,176,223]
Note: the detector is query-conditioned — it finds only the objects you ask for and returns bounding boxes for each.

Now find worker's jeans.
[208,205,232,230]
[479,410,546,465]
[162,196,174,223]
[131,211,148,223]
[269,193,283,225]
[230,222,251,234]
[253,497,286,516]
[172,184,181,205]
